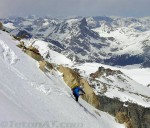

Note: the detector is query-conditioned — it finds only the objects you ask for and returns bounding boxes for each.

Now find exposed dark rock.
[47,39,64,49]
[90,66,122,79]
[16,30,32,39]
[104,54,144,66]
[142,45,150,67]
[98,96,150,128]
[0,21,3,30]
[79,18,100,39]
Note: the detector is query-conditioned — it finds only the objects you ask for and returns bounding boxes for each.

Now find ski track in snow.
[0,50,27,81]
[0,38,70,99]
[0,39,19,65]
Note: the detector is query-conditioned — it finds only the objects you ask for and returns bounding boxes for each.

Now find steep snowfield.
[0,31,125,128]
[74,63,150,107]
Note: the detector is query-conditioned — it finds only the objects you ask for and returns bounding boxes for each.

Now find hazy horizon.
[0,0,150,18]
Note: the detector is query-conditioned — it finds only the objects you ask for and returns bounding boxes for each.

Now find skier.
[72,84,85,102]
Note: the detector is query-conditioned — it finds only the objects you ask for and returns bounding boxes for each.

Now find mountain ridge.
[1,16,150,67]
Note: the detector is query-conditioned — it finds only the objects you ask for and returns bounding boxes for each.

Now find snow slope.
[121,66,150,86]
[0,30,125,128]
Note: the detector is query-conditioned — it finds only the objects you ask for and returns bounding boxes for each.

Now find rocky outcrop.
[89,66,150,128]
[57,65,100,109]
[99,96,150,128]
[16,41,25,48]
[39,60,54,71]
[25,49,43,61]
[17,41,55,73]
[0,22,3,30]
[17,42,43,61]
[90,66,122,79]
[16,30,32,39]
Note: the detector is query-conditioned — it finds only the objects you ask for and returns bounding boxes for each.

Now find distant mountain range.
[1,16,150,67]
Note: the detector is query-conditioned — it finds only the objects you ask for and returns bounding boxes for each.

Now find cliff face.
[99,96,150,128]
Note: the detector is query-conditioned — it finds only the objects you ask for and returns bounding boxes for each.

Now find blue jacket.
[73,86,85,97]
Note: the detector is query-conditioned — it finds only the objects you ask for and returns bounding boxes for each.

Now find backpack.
[71,83,79,90]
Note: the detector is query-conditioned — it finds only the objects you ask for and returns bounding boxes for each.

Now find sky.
[0,0,150,18]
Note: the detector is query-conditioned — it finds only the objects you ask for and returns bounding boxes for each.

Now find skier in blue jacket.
[72,85,85,102]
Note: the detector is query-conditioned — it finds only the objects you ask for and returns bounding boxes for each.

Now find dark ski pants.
[73,93,79,102]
